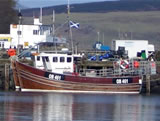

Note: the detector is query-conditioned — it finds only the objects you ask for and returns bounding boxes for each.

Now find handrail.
[78,61,156,77]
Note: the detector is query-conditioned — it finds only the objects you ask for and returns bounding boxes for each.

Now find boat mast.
[17,9,22,55]
[67,0,74,54]
[52,10,57,53]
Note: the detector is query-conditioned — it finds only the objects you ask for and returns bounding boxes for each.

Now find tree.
[0,0,17,34]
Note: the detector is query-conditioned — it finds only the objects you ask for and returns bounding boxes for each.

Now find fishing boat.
[10,51,143,94]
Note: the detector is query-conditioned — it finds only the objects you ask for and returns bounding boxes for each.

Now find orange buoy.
[7,48,16,56]
[134,61,139,68]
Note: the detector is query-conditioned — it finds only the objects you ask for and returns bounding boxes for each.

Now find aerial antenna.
[52,10,55,35]
[40,7,43,24]
[67,0,70,19]
[103,33,104,45]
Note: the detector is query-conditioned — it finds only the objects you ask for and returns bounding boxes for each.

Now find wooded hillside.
[0,0,17,33]
[21,1,160,17]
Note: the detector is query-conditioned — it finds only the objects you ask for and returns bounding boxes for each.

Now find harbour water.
[0,91,160,121]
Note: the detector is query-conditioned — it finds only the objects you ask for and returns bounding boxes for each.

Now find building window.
[2,42,4,48]
[60,57,65,63]
[53,57,58,62]
[67,57,72,63]
[0,42,4,48]
[33,30,39,35]
[17,31,21,35]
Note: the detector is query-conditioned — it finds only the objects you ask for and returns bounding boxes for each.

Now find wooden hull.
[11,60,20,89]
[11,60,142,94]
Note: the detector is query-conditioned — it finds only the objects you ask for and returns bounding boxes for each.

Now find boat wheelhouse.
[33,52,82,74]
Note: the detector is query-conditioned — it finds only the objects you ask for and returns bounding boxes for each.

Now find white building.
[0,15,67,50]
[10,18,53,49]
[112,40,155,59]
[0,34,11,49]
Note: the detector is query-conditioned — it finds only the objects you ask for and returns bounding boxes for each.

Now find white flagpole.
[67,0,74,54]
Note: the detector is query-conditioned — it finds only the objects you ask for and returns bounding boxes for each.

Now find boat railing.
[78,60,156,77]
[78,68,137,77]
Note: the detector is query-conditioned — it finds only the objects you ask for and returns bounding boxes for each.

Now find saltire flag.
[69,21,80,29]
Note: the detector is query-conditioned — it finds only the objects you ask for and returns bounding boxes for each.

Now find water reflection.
[32,93,73,121]
[0,92,160,121]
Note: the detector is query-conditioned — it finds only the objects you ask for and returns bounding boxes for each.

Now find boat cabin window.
[42,57,45,62]
[74,57,81,64]
[42,56,49,62]
[53,57,58,62]
[74,57,81,61]
[37,56,40,61]
[45,56,49,62]
[60,57,65,63]
[67,57,72,63]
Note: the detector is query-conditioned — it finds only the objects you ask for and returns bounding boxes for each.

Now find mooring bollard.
[146,74,151,94]
[5,64,10,91]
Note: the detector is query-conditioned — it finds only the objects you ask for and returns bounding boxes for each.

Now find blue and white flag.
[69,21,80,29]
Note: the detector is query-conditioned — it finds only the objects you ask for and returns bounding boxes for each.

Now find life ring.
[119,60,129,69]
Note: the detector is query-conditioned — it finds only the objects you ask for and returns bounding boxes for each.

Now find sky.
[18,0,117,8]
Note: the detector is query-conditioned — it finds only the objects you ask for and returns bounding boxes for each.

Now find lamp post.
[18,10,22,55]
